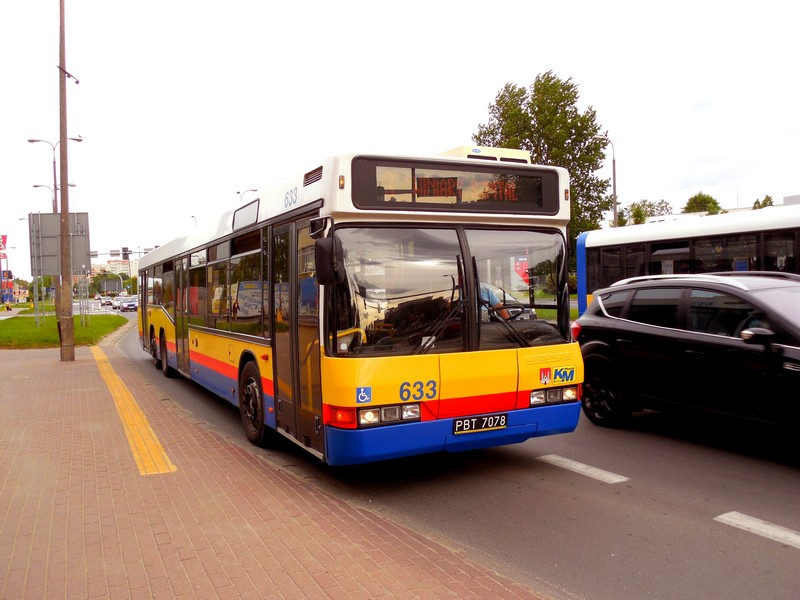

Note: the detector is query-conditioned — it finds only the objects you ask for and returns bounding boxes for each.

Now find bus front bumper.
[323,402,580,466]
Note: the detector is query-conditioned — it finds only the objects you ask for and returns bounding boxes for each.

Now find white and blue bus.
[576,204,800,315]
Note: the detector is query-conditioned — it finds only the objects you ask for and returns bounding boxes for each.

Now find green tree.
[683,192,723,215]
[473,71,612,267]
[621,199,673,225]
[753,194,774,209]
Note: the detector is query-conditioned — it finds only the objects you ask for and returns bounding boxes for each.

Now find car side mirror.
[740,326,775,347]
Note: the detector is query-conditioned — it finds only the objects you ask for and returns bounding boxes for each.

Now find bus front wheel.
[239,361,271,447]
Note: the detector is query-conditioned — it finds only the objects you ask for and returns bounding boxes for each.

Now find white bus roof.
[582,204,800,248]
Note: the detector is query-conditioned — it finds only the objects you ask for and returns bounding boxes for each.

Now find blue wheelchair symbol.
[356,387,372,404]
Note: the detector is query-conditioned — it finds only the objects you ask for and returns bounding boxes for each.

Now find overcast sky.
[2,1,798,281]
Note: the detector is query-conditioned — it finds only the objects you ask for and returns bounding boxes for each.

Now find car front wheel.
[581,355,632,427]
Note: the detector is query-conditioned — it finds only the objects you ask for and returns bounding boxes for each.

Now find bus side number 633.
[284,187,298,207]
[399,380,437,401]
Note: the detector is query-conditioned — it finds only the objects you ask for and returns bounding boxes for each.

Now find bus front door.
[272,220,323,456]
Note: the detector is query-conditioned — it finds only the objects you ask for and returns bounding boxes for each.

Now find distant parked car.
[571,272,800,428]
[120,298,138,312]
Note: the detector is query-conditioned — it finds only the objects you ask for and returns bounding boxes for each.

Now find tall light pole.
[27,137,82,213]
[594,135,617,227]
[28,144,80,336]
[237,189,257,202]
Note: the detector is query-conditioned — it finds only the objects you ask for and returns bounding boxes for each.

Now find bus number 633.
[399,380,437,401]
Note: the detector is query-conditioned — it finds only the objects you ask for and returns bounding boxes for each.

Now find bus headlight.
[530,386,579,406]
[402,404,420,420]
[358,403,420,427]
[359,408,381,426]
[530,390,546,405]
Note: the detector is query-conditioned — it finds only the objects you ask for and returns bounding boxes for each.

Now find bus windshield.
[327,226,568,356]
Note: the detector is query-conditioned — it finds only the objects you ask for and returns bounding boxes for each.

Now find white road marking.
[714,511,800,550]
[537,454,629,484]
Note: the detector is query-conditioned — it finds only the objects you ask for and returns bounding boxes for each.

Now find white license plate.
[453,413,507,434]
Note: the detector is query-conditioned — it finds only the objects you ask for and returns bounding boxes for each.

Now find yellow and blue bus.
[138,146,582,466]
[576,204,800,315]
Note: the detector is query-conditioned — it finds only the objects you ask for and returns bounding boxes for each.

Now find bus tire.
[581,354,631,427]
[151,330,161,370]
[160,333,173,378]
[239,361,271,447]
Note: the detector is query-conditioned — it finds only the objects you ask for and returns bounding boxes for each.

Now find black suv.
[571,272,800,427]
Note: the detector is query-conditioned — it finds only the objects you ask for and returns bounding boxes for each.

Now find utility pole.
[58,0,75,361]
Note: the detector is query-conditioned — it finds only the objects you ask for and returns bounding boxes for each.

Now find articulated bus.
[576,204,800,315]
[138,146,583,466]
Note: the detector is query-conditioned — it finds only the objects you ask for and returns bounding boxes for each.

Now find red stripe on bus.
[189,350,238,381]
[433,391,519,418]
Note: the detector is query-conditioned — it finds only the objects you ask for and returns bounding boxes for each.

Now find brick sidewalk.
[0,333,546,599]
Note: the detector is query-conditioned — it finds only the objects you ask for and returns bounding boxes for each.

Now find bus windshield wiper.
[481,298,529,347]
[415,256,464,355]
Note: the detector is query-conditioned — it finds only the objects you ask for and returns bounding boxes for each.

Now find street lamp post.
[594,135,617,227]
[28,137,81,345]
[27,137,82,213]
[237,189,257,202]
[33,183,75,214]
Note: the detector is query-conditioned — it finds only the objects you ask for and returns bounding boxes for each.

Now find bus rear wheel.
[239,361,271,447]
[160,333,173,378]
[151,330,161,370]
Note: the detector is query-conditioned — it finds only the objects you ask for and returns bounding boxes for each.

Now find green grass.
[0,314,129,349]
[17,303,56,315]
[536,307,579,321]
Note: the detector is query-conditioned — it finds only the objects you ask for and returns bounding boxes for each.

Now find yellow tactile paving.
[90,346,177,475]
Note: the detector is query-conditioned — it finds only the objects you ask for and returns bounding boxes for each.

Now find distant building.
[92,258,139,277]
[784,195,800,206]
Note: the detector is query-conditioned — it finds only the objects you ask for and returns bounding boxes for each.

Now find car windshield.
[754,286,800,330]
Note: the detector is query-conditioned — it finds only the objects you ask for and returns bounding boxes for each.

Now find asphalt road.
[117,323,800,600]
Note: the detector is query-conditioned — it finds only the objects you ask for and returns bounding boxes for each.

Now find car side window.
[627,287,682,328]
[598,290,630,317]
[688,289,754,337]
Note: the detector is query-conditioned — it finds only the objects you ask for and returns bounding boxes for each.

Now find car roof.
[609,271,800,293]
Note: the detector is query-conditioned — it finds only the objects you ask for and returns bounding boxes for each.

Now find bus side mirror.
[315,236,345,285]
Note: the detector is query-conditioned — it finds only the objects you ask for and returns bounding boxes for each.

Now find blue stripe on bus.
[324,402,581,466]
[576,231,590,316]
[192,360,238,405]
